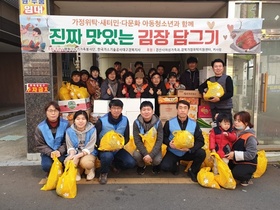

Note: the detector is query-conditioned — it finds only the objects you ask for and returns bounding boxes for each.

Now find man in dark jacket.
[180,56,200,90]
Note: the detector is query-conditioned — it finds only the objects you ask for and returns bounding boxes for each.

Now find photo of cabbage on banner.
[230,29,262,53]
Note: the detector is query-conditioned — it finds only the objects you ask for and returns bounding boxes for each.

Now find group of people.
[35,57,258,187]
[67,58,201,117]
[35,98,258,187]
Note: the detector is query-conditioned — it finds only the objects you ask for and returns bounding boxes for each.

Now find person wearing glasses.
[35,101,69,174]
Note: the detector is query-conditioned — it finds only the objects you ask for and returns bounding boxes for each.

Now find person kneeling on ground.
[160,100,206,182]
[65,110,97,181]
[95,99,136,184]
[133,101,163,175]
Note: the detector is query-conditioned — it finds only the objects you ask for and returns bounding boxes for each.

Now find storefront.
[19,1,280,159]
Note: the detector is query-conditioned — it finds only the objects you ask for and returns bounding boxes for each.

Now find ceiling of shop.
[1,1,227,53]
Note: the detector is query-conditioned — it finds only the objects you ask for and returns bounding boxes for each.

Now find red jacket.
[209,127,236,158]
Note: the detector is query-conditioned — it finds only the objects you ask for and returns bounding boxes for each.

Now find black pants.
[161,149,206,174]
[229,161,257,181]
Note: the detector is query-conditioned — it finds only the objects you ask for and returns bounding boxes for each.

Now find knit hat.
[135,72,145,79]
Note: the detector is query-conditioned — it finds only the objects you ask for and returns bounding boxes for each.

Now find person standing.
[180,56,200,90]
[225,111,258,187]
[133,101,163,175]
[161,100,205,182]
[100,67,121,100]
[65,110,97,181]
[35,101,69,174]
[198,58,233,121]
[95,99,136,184]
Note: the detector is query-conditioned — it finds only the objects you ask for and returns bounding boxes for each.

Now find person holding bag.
[65,110,97,181]
[35,101,69,174]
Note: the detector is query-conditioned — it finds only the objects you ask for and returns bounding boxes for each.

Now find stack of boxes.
[58,98,91,124]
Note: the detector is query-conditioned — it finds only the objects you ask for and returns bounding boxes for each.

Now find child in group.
[165,72,185,95]
[209,113,236,164]
[65,110,97,181]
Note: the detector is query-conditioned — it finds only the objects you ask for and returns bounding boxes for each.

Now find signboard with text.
[19,15,263,54]
[25,83,49,93]
[19,0,47,15]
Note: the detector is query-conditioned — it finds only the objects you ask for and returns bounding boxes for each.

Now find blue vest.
[209,74,233,109]
[38,118,68,150]
[99,114,128,139]
[168,117,196,157]
[135,119,160,134]
[66,126,96,155]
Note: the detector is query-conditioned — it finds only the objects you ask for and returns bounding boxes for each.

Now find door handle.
[261,73,268,112]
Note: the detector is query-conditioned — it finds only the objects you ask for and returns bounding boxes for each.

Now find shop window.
[235,3,259,18]
[262,3,280,29]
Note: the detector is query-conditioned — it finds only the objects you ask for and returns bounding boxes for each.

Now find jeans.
[99,149,136,174]
[41,154,66,173]
[161,149,206,174]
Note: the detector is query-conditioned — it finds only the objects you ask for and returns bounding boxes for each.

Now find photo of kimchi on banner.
[19,15,263,54]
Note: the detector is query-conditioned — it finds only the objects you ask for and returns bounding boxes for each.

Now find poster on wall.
[19,15,263,54]
[19,0,47,15]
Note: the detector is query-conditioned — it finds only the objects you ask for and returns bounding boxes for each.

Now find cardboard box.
[200,99,210,106]
[93,100,110,113]
[179,97,199,105]
[158,96,178,104]
[198,105,212,118]
[60,109,91,125]
[159,104,177,120]
[188,105,198,120]
[177,90,201,98]
[58,98,91,113]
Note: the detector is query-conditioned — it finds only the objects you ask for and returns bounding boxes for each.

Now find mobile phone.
[223,144,231,155]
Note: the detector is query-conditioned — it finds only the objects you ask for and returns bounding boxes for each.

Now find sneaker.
[99,173,108,185]
[137,166,146,175]
[76,171,81,181]
[152,165,160,174]
[172,162,180,175]
[85,168,95,181]
[187,168,198,182]
[240,180,249,187]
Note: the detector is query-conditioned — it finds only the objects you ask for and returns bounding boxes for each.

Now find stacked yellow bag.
[172,130,194,149]
[253,150,267,178]
[124,136,137,155]
[211,152,236,189]
[59,82,89,100]
[41,156,63,191]
[98,130,125,151]
[56,160,77,199]
[204,81,224,100]
[197,167,220,189]
[201,131,214,168]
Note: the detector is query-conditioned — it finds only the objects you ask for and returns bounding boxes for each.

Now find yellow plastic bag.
[139,127,157,153]
[204,81,225,100]
[172,130,194,149]
[197,167,220,189]
[98,130,125,151]
[59,82,71,100]
[124,136,137,155]
[76,87,89,99]
[56,160,77,199]
[161,144,167,158]
[211,153,236,189]
[253,150,267,178]
[41,156,63,191]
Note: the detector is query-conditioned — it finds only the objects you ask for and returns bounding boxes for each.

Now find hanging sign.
[25,83,49,93]
[19,0,47,15]
[19,15,263,54]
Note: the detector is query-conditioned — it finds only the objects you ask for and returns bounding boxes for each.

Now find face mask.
[235,126,245,130]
